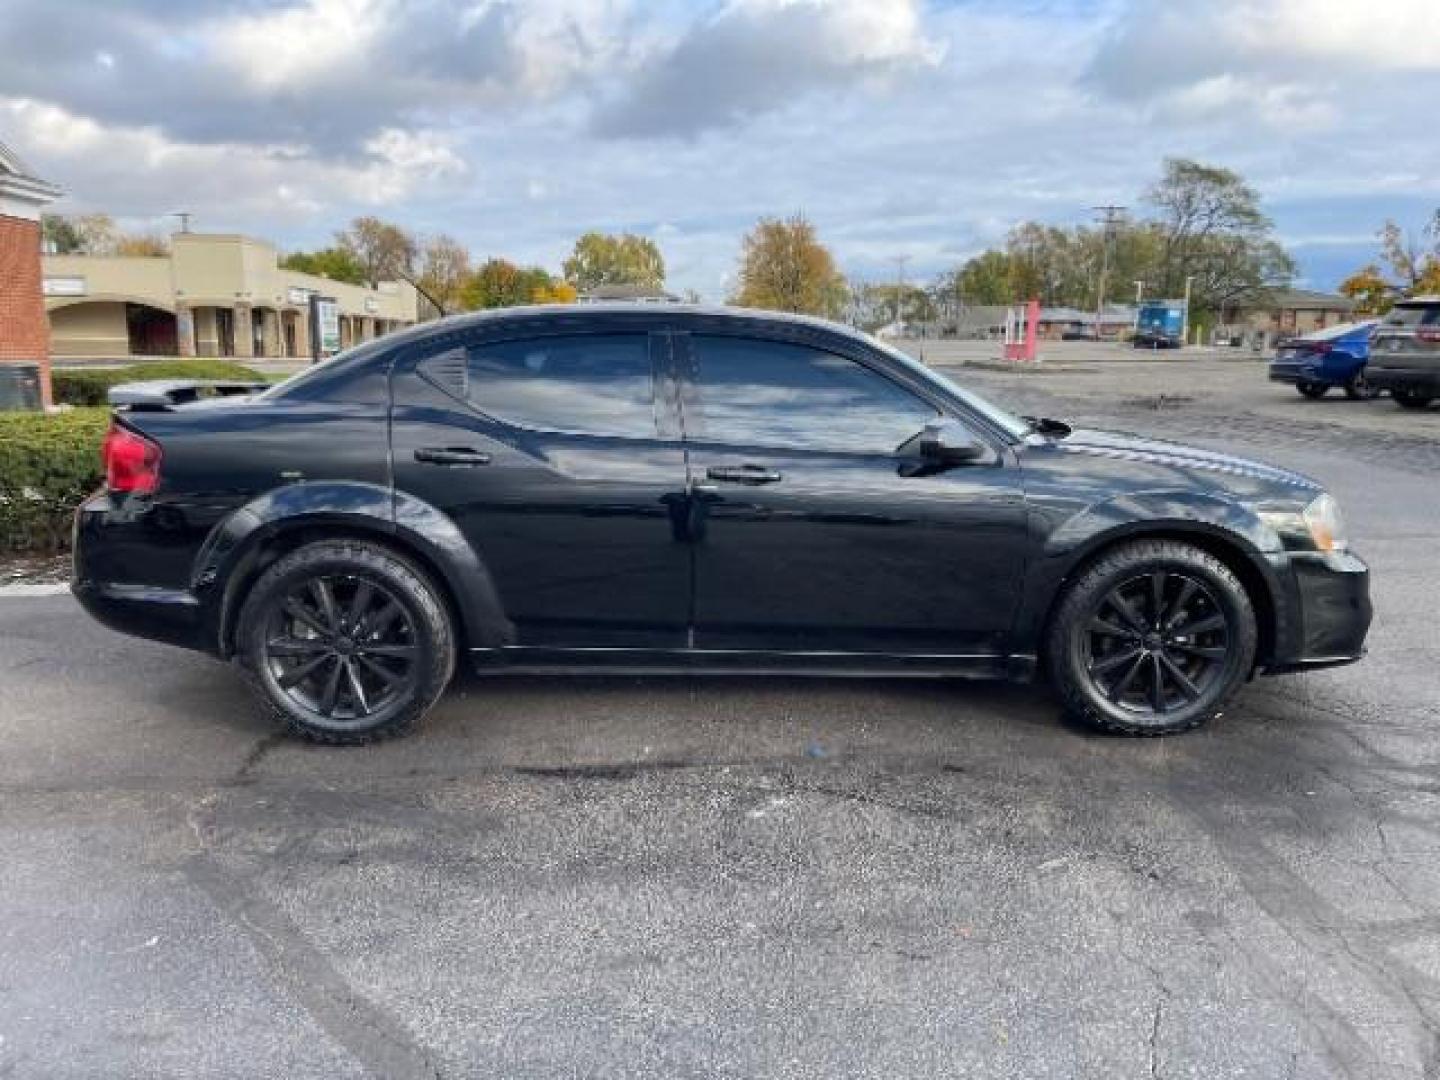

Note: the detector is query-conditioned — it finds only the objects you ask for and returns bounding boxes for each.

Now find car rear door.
[675,330,1029,658]
[389,325,691,652]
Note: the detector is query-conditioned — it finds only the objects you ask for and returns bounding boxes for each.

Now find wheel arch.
[1029,521,1282,672]
[194,482,513,657]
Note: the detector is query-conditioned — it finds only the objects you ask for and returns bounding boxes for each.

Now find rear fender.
[192,481,513,655]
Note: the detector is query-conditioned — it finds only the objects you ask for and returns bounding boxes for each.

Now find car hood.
[1052,427,1321,494]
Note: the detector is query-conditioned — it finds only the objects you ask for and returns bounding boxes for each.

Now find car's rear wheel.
[1297,380,1329,399]
[1343,369,1379,400]
[237,540,455,744]
[1394,390,1435,410]
[1046,540,1257,736]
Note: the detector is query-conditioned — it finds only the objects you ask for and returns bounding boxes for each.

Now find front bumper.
[1264,550,1372,673]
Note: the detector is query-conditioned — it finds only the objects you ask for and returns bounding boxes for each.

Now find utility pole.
[169,211,193,234]
[891,255,910,328]
[1092,205,1126,340]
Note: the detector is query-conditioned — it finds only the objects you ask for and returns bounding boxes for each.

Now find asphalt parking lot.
[2,345,1438,1078]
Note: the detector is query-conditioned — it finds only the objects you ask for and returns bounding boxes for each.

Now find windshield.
[1381,304,1440,328]
[871,338,1032,440]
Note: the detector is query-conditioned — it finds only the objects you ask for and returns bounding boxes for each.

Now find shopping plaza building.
[42,232,420,360]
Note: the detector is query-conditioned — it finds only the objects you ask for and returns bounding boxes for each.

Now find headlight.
[1302,493,1348,553]
[1261,493,1348,553]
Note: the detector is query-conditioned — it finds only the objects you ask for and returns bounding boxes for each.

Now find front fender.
[1012,490,1288,656]
[192,481,513,655]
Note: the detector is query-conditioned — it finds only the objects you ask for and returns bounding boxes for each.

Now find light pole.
[1181,274,1195,347]
[892,255,910,329]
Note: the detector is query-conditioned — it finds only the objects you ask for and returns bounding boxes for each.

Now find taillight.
[1303,342,1332,355]
[1418,329,1440,344]
[102,422,162,494]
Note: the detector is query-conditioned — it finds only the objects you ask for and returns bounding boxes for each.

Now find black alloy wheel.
[1084,571,1229,716]
[238,540,455,743]
[1297,380,1329,399]
[262,575,418,725]
[1047,539,1257,736]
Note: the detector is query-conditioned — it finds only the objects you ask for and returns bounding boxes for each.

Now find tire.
[1343,369,1379,401]
[1045,540,1258,737]
[1394,390,1435,410]
[1296,380,1328,399]
[236,540,456,744]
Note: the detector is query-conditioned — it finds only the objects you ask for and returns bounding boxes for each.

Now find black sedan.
[73,306,1372,743]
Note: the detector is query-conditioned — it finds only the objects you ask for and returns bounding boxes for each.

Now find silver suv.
[1367,296,1440,409]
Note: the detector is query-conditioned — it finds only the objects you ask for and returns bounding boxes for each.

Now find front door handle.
[706,464,782,485]
[414,446,492,467]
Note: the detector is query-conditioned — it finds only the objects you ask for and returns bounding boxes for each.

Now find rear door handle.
[706,464,782,485]
[414,446,492,467]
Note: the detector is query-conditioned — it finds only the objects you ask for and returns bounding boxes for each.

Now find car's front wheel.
[1046,540,1257,736]
[1297,380,1329,399]
[236,540,456,744]
[1394,390,1435,410]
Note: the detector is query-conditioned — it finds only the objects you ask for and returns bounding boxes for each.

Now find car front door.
[677,331,1029,658]
[390,327,691,652]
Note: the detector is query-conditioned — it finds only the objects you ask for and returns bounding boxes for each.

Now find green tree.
[1144,158,1292,313]
[562,232,665,291]
[461,259,570,309]
[939,250,1016,306]
[417,234,471,315]
[732,213,847,318]
[336,216,417,288]
[280,247,368,285]
[41,213,116,255]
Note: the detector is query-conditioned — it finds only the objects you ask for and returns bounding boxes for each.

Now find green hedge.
[0,408,110,553]
[52,360,264,407]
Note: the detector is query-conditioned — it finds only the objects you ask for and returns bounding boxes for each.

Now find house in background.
[1220,289,1359,346]
[0,139,61,407]
[43,232,420,360]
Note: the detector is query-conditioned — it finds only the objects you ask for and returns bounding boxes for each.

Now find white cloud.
[1089,0,1440,128]
[1,97,469,223]
[592,0,943,136]
[214,0,385,92]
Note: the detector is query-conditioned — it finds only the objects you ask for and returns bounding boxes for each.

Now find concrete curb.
[0,582,71,598]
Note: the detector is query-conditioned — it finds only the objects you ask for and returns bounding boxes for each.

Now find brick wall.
[0,212,52,405]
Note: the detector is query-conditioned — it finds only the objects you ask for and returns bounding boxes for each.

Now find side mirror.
[918,419,988,465]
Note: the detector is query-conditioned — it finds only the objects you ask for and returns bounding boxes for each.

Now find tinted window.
[688,335,937,453]
[452,334,657,437]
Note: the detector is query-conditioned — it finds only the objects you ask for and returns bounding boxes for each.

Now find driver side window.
[686,335,939,454]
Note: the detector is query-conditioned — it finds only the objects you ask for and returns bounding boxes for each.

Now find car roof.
[399,302,869,344]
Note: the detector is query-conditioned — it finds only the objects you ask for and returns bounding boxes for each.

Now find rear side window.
[686,335,938,454]
[1382,305,1440,328]
[433,334,658,438]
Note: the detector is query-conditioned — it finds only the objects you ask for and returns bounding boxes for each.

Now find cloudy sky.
[3,0,1438,299]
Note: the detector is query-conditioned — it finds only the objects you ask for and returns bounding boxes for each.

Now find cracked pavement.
[1,345,1437,1078]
